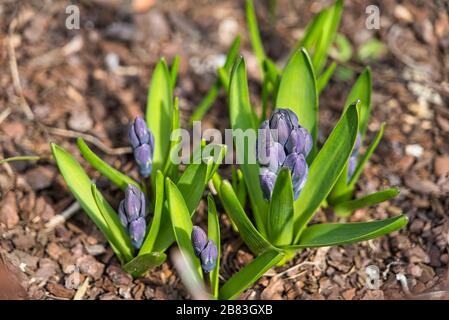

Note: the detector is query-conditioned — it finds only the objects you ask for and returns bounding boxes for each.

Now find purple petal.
[134,144,153,177]
[129,217,146,249]
[118,200,128,228]
[191,226,208,257]
[124,184,142,221]
[259,167,277,200]
[200,240,218,273]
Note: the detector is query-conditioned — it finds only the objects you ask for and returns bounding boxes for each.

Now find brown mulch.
[0,0,448,300]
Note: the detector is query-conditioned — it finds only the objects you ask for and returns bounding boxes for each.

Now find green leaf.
[288,215,408,248]
[163,97,180,179]
[77,137,140,192]
[123,252,167,277]
[204,144,227,182]
[329,33,353,62]
[246,0,265,74]
[166,178,203,279]
[229,57,268,234]
[51,143,133,263]
[268,169,294,246]
[334,188,400,217]
[207,195,220,298]
[139,171,165,255]
[348,122,385,189]
[146,58,173,174]
[344,67,372,138]
[276,48,318,158]
[311,0,343,73]
[219,180,273,255]
[170,55,180,89]
[91,184,134,262]
[293,103,359,243]
[190,36,241,122]
[219,249,283,300]
[317,62,337,94]
[357,38,387,62]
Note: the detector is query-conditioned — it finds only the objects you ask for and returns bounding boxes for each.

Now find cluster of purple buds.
[118,184,146,249]
[191,226,218,273]
[347,132,362,181]
[129,116,155,178]
[257,108,312,200]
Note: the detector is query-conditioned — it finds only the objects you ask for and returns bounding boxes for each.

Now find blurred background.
[0,0,448,300]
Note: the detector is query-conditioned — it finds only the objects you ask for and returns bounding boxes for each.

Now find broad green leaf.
[51,143,129,263]
[288,215,408,249]
[170,55,180,89]
[231,167,247,208]
[293,104,359,243]
[166,178,203,279]
[334,188,399,217]
[219,249,283,300]
[268,169,294,246]
[310,0,343,73]
[146,58,173,174]
[139,171,165,255]
[77,137,140,192]
[219,180,273,255]
[246,0,265,74]
[317,62,337,94]
[190,36,241,122]
[207,195,221,298]
[276,48,318,158]
[299,7,327,51]
[344,67,372,138]
[91,184,134,262]
[122,252,167,277]
[348,122,385,189]
[229,57,268,234]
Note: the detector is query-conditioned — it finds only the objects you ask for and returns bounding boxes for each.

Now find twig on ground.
[7,19,35,121]
[38,123,132,156]
[44,201,81,232]
[73,277,90,300]
[0,107,12,125]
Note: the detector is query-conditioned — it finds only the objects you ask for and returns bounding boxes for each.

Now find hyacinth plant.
[51,58,226,276]
[201,0,408,267]
[192,0,391,217]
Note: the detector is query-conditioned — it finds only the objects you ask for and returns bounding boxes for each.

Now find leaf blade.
[289,215,408,248]
[207,195,221,298]
[293,103,359,243]
[218,249,283,300]
[334,188,399,217]
[268,169,294,246]
[77,137,140,192]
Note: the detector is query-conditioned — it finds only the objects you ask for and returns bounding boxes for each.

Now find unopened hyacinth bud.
[191,226,218,273]
[191,226,208,257]
[257,108,312,201]
[118,184,146,249]
[200,240,218,273]
[129,116,154,177]
[347,132,362,181]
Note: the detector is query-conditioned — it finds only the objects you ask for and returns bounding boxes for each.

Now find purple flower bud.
[200,240,218,273]
[283,153,308,200]
[134,144,153,177]
[129,116,152,148]
[191,226,208,257]
[348,132,362,180]
[269,109,296,146]
[129,217,146,248]
[120,184,147,249]
[259,167,277,200]
[129,117,155,177]
[347,156,357,181]
[285,127,312,156]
